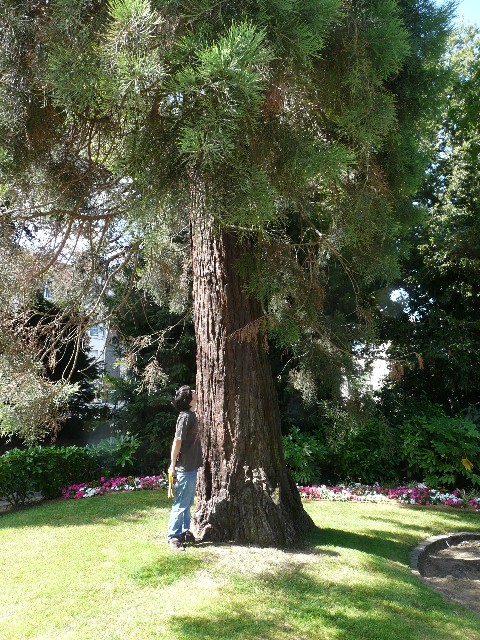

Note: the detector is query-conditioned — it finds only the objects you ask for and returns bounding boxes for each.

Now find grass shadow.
[169,606,278,640]
[168,553,480,640]
[133,554,206,587]
[305,525,411,562]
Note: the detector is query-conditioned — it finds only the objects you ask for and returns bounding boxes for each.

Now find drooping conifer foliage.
[0,0,453,544]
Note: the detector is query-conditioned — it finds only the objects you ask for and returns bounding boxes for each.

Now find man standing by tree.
[167,385,202,551]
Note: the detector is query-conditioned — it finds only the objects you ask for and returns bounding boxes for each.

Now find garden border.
[410,531,480,615]
[0,492,43,514]
[410,531,480,579]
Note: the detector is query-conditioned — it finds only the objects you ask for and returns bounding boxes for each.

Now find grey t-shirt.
[175,410,202,472]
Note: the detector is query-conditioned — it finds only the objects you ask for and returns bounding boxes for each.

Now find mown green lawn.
[0,491,478,640]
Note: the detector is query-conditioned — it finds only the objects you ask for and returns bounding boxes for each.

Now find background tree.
[382,25,480,416]
[105,281,196,472]
[0,291,100,448]
[33,293,98,433]
[0,0,453,544]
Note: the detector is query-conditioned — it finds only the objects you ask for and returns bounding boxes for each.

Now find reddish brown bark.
[190,180,314,546]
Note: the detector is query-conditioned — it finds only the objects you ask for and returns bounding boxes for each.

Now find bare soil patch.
[195,541,333,578]
[416,535,480,615]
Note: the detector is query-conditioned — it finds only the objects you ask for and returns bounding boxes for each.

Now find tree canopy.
[0,0,454,417]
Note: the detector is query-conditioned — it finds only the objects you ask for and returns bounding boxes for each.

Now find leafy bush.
[0,435,142,505]
[461,403,480,427]
[0,448,37,505]
[108,386,175,473]
[0,446,92,503]
[330,416,400,485]
[282,404,403,486]
[318,401,401,484]
[401,408,480,487]
[282,426,325,483]
[86,434,140,472]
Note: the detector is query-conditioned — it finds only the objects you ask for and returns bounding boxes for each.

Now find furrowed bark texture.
[190,181,314,546]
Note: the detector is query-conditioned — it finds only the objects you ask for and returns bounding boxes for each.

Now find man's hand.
[169,438,182,474]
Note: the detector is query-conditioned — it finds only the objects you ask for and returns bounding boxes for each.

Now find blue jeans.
[167,469,198,540]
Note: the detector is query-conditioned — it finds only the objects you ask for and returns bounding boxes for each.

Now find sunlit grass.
[0,492,478,639]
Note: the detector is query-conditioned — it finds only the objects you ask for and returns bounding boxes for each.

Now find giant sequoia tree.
[0,0,452,544]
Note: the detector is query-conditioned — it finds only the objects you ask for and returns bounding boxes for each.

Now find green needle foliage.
[0,1,453,435]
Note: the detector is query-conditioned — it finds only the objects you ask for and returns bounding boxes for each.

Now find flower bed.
[62,475,167,499]
[61,476,480,510]
[298,483,480,510]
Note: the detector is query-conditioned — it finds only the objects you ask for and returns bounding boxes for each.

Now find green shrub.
[0,435,142,505]
[282,405,403,486]
[401,408,480,487]
[330,416,400,485]
[461,403,480,427]
[0,449,36,505]
[282,426,325,484]
[86,434,140,474]
[318,402,401,484]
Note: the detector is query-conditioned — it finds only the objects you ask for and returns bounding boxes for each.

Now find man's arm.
[169,438,182,474]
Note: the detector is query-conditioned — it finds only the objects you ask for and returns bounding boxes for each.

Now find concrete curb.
[0,493,44,514]
[410,531,480,579]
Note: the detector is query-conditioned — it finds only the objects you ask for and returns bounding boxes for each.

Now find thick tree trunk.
[190,181,314,546]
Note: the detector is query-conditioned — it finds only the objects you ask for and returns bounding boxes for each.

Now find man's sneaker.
[181,530,196,544]
[168,537,185,552]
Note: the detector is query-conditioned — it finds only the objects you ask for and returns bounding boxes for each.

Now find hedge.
[0,436,140,506]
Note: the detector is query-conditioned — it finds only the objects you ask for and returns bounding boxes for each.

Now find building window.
[43,281,52,299]
[90,324,106,338]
